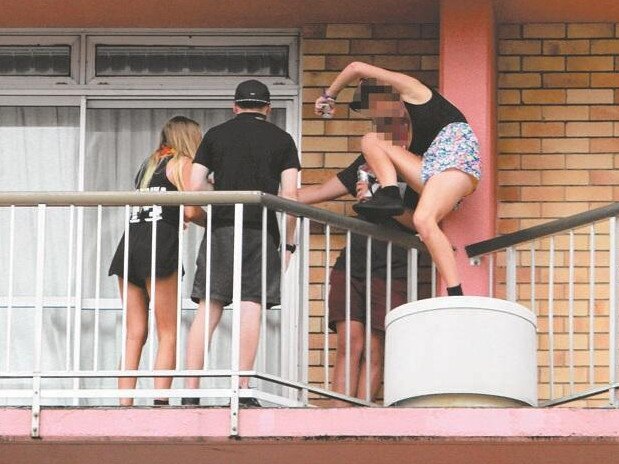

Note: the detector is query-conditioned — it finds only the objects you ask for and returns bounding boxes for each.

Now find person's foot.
[181,397,200,406]
[153,399,169,406]
[353,185,404,218]
[239,397,262,408]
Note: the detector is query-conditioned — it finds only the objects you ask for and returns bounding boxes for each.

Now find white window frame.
[86,33,299,87]
[0,35,80,85]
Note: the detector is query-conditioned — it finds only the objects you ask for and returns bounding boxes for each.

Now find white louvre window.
[95,45,289,78]
[0,45,71,76]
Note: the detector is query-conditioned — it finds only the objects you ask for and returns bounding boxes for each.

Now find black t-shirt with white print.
[333,155,419,280]
[193,112,301,241]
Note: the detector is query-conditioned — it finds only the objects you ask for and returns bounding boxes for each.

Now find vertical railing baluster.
[530,243,536,315]
[148,206,158,372]
[121,206,130,371]
[488,253,495,299]
[386,242,392,313]
[506,246,517,302]
[323,225,331,391]
[364,237,372,402]
[65,206,75,371]
[609,217,618,406]
[93,205,102,371]
[4,205,15,371]
[568,230,575,394]
[175,205,184,371]
[279,212,288,381]
[299,217,310,405]
[31,204,46,437]
[229,204,243,436]
[548,236,555,400]
[203,204,213,370]
[259,206,267,375]
[589,224,596,387]
[407,248,418,303]
[344,230,351,397]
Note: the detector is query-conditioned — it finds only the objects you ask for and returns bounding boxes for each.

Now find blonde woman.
[109,116,205,406]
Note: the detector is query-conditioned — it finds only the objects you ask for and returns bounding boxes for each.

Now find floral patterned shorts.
[421,122,481,184]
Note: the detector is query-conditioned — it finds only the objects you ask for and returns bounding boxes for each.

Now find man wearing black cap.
[183,79,300,407]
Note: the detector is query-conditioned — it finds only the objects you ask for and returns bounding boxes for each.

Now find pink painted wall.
[439,0,497,296]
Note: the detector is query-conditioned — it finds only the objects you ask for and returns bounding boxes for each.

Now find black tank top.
[404,88,467,155]
[130,156,180,226]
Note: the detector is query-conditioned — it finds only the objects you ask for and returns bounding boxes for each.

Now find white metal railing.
[466,202,619,407]
[0,191,424,437]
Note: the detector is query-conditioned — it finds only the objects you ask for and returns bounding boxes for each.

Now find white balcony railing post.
[229,203,243,436]
[31,204,46,438]
[609,216,618,407]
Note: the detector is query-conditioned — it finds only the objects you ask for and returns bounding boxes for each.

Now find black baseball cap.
[234,79,271,105]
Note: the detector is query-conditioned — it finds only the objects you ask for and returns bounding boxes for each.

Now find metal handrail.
[466,202,619,258]
[0,190,425,251]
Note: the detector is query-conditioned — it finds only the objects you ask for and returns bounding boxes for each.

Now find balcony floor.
[2,407,619,463]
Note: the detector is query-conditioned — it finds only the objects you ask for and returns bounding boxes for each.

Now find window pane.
[0,46,71,76]
[0,106,79,297]
[95,45,289,77]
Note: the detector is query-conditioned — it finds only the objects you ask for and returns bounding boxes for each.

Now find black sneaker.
[239,397,262,408]
[153,399,169,406]
[353,185,404,218]
[181,397,200,406]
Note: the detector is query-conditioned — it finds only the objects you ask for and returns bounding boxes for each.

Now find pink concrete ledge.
[3,407,619,440]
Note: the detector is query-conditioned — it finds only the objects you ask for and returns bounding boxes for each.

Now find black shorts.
[328,268,408,332]
[191,226,281,307]
[108,220,181,288]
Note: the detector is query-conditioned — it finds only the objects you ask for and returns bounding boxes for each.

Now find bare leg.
[118,278,149,406]
[413,170,476,287]
[238,301,262,389]
[145,273,178,399]
[331,320,365,405]
[359,134,477,289]
[356,330,385,402]
[184,299,224,389]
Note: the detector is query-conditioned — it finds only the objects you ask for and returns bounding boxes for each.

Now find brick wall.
[498,23,619,405]
[300,23,439,398]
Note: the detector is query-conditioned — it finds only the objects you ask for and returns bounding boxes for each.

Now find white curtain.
[0,106,289,405]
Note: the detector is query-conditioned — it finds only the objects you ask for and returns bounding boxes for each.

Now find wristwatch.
[285,244,297,254]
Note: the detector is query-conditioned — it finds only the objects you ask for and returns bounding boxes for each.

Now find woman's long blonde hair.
[138,116,202,191]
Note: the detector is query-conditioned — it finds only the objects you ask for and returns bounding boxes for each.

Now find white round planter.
[384,296,538,407]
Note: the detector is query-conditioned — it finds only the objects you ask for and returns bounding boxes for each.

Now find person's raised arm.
[297,175,349,205]
[315,61,431,116]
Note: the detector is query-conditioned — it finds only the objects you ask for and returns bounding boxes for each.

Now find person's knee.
[127,327,148,347]
[336,329,364,359]
[413,208,437,239]
[360,132,382,152]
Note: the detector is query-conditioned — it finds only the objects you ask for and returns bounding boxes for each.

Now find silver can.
[357,165,373,199]
[319,103,333,119]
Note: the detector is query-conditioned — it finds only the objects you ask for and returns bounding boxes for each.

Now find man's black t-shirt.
[333,155,419,280]
[193,112,301,241]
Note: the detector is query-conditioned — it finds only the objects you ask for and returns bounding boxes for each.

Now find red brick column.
[439,0,497,296]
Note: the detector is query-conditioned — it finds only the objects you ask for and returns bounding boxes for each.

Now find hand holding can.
[315,94,335,119]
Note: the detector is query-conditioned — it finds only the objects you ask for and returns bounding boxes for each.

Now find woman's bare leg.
[118,278,149,406]
[413,170,476,287]
[145,273,179,398]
